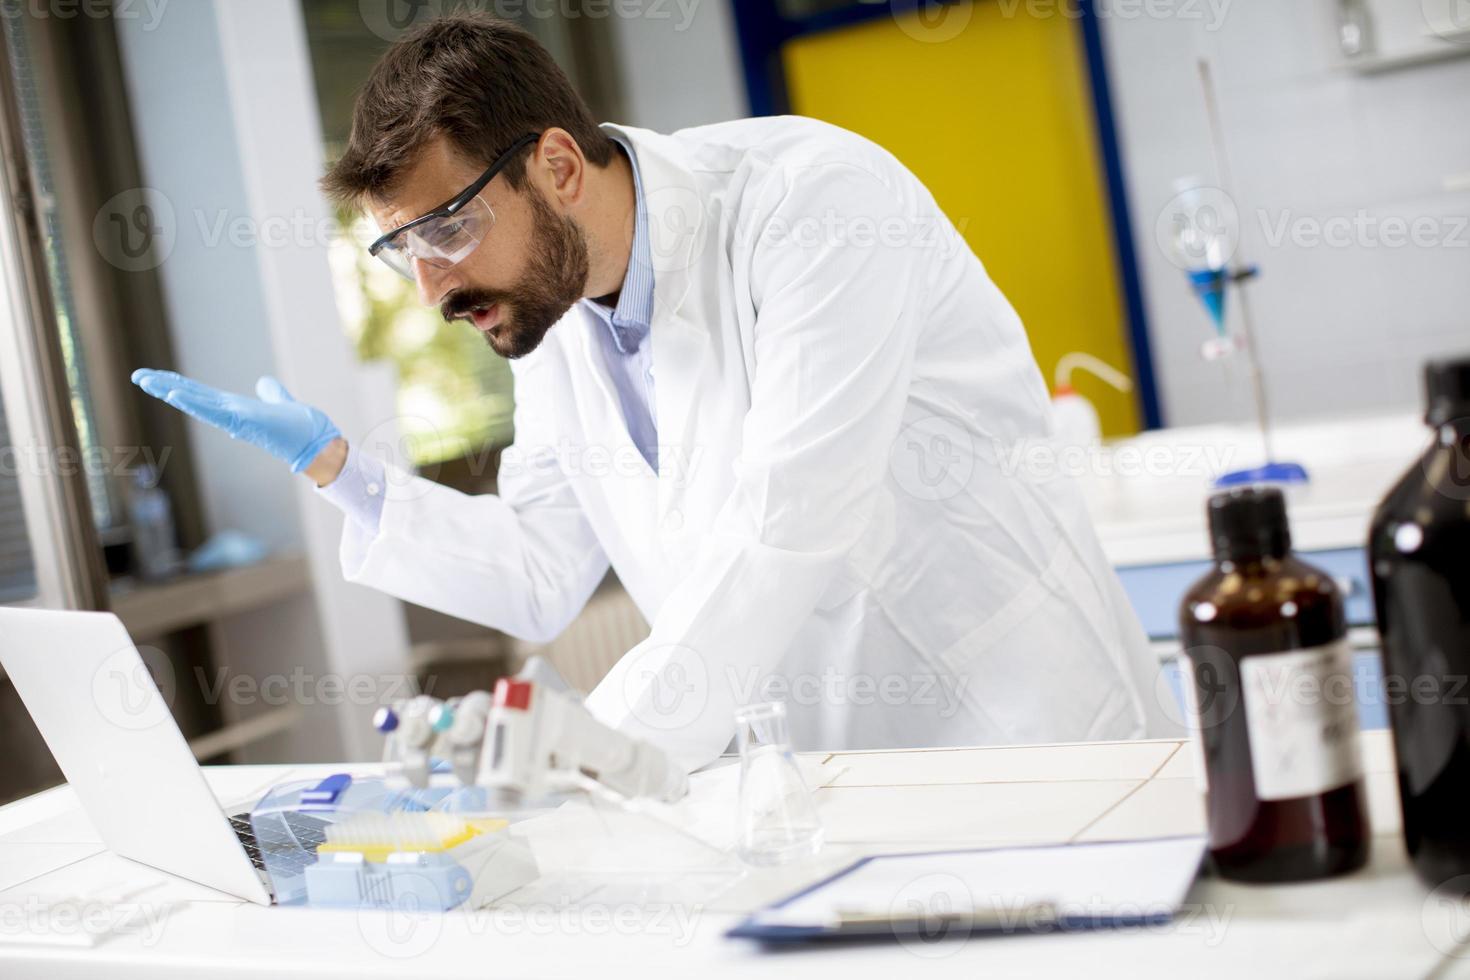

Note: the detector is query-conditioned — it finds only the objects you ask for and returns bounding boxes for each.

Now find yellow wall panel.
[783,1,1140,435]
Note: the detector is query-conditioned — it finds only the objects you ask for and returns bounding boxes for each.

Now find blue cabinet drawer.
[1117,547,1375,641]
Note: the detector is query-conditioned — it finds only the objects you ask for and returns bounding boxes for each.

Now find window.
[0,0,210,601]
[0,4,110,612]
[301,0,623,468]
[327,207,516,465]
[0,395,38,603]
[3,1,117,532]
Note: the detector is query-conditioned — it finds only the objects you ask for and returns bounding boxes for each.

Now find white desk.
[0,730,1457,978]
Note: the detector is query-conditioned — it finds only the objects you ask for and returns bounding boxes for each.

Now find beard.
[441,188,590,359]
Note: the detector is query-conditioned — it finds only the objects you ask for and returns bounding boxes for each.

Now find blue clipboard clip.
[728,900,1063,943]
[725,836,1204,945]
[727,899,1182,944]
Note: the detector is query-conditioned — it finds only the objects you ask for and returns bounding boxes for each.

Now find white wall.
[606,0,748,130]
[1101,0,1470,427]
[114,4,300,549]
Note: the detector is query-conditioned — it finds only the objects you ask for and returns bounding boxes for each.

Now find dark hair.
[321,14,615,205]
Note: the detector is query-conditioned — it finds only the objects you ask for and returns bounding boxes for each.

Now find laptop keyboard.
[229,811,330,875]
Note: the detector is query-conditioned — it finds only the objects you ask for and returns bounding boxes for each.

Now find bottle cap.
[1207,486,1291,561]
[1425,355,1470,427]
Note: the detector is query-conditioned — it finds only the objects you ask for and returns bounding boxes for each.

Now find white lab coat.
[339,117,1179,771]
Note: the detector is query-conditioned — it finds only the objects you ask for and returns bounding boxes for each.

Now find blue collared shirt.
[321,133,657,533]
[581,133,658,472]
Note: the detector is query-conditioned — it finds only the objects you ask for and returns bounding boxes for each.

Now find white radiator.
[510,582,650,694]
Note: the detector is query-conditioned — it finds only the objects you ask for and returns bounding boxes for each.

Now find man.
[135,14,1175,771]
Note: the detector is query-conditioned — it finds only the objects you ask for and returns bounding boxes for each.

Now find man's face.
[367,136,589,359]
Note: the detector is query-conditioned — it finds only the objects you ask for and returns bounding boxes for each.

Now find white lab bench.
[0,411,1442,976]
[0,729,1457,978]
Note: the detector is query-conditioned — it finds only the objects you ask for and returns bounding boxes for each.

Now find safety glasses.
[368,132,541,281]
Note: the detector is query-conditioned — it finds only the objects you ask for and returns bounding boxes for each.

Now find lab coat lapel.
[610,126,714,524]
[567,305,660,557]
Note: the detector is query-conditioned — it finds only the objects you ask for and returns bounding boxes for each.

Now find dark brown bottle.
[1179,486,1370,882]
[1368,356,1470,892]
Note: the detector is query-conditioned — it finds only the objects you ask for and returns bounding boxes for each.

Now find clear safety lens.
[375,196,494,281]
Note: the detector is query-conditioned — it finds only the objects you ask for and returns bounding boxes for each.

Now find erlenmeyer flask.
[735,702,824,865]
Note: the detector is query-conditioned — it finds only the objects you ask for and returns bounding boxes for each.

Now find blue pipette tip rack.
[1213,460,1310,489]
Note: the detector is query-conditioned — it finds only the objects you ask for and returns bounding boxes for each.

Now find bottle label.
[1240,639,1363,801]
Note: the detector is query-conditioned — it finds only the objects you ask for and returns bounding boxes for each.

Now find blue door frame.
[728,0,1163,430]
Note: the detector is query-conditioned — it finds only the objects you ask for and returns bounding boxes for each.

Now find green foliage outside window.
[328,209,514,467]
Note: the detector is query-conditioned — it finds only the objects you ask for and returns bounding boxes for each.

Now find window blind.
[0,394,38,603]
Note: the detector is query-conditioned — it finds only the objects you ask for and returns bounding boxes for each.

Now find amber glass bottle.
[1179,486,1370,882]
[1369,356,1470,891]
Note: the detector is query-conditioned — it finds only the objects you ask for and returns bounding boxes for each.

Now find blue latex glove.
[131,369,341,474]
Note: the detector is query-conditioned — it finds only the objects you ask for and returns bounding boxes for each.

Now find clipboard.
[726,835,1208,944]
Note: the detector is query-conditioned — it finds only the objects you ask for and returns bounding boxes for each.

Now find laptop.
[0,607,330,906]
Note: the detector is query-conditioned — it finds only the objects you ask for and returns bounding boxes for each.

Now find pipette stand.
[1189,263,1309,489]
[1186,57,1309,490]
